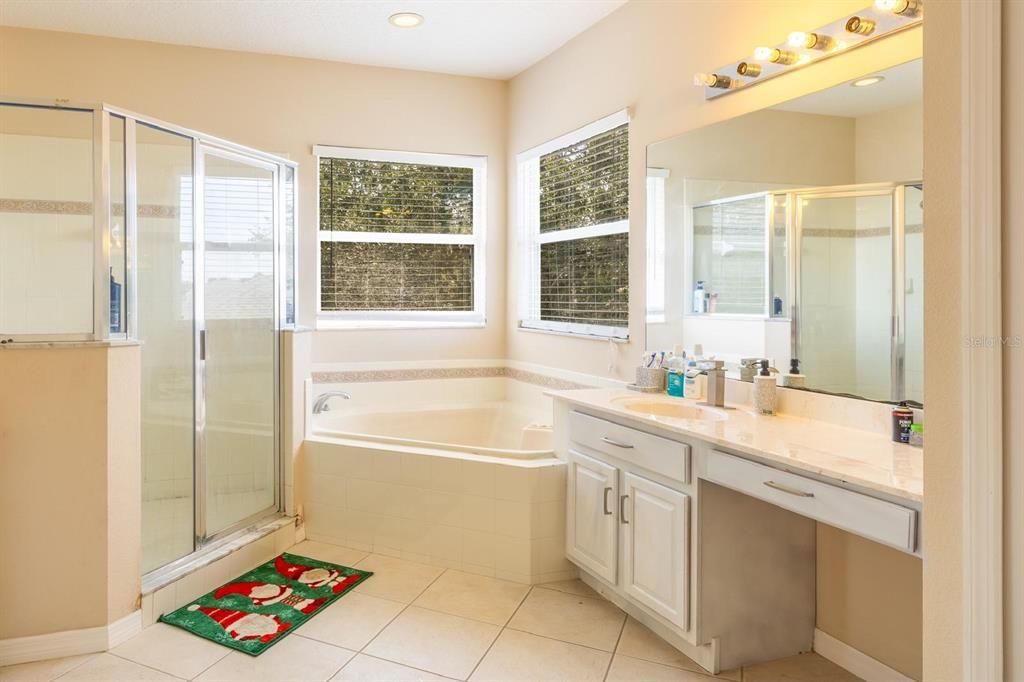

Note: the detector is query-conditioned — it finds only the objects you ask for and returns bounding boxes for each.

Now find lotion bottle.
[753,360,777,415]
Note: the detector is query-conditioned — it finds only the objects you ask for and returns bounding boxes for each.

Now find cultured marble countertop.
[548,388,923,503]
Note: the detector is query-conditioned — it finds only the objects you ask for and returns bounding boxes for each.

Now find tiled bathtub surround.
[303,443,572,584]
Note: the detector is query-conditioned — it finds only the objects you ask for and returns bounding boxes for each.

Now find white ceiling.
[772,59,922,118]
[0,0,627,79]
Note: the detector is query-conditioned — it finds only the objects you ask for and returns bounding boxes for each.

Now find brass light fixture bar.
[695,0,922,100]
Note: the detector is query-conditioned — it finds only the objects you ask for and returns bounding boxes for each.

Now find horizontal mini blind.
[692,195,767,314]
[319,158,473,234]
[519,113,629,335]
[316,149,484,322]
[539,123,629,234]
[540,233,628,325]
[320,242,473,311]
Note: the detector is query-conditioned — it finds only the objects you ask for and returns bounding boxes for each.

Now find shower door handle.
[199,329,207,360]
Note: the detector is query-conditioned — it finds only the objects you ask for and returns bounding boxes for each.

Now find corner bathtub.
[302,375,575,584]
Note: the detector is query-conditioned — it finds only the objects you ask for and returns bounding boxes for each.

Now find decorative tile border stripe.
[312,365,591,390]
[0,199,178,218]
[0,198,92,215]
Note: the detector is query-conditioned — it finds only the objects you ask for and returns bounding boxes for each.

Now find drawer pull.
[763,480,815,498]
[603,486,613,515]
[601,436,635,449]
[620,494,630,524]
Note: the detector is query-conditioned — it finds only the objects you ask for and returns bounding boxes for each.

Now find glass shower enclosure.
[0,100,298,579]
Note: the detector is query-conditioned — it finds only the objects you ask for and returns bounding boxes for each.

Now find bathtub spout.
[313,391,351,414]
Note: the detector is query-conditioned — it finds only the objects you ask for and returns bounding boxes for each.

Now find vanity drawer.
[569,411,690,483]
[705,450,917,553]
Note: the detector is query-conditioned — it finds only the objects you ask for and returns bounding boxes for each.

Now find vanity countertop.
[548,388,923,503]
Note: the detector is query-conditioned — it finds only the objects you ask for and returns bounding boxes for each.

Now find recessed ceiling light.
[389,12,424,28]
[851,76,885,87]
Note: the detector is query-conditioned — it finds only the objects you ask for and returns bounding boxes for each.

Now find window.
[690,193,769,316]
[315,146,486,328]
[517,111,630,339]
[646,169,669,323]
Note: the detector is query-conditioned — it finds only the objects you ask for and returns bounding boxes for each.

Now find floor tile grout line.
[104,648,221,682]
[353,565,450,659]
[501,624,622,656]
[39,652,98,682]
[601,614,629,682]
[464,584,536,682]
[353,651,462,681]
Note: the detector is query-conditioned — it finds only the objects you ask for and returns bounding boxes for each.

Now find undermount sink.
[612,397,728,422]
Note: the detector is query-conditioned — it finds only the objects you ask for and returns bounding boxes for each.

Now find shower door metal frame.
[192,143,283,547]
[785,181,915,402]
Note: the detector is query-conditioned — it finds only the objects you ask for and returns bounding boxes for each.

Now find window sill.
[518,322,630,343]
[317,319,486,331]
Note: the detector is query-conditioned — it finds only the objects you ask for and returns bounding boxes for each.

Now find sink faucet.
[312,391,351,414]
[698,361,728,408]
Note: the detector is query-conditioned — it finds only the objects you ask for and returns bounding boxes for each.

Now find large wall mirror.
[646,59,922,405]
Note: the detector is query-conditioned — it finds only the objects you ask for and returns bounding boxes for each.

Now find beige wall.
[505,1,922,677]
[0,345,140,639]
[0,26,508,366]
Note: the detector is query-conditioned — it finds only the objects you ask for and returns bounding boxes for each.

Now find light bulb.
[694,73,733,89]
[874,0,921,16]
[845,15,877,35]
[788,31,832,50]
[736,61,761,78]
[753,46,797,65]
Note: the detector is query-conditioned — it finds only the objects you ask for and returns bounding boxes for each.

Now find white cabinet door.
[621,471,689,629]
[566,450,619,584]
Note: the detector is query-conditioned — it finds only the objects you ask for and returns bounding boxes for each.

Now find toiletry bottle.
[780,358,806,388]
[892,402,914,443]
[909,423,924,448]
[666,347,686,397]
[683,361,706,400]
[693,281,705,314]
[753,360,777,415]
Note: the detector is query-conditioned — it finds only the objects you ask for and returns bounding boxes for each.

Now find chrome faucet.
[312,391,351,414]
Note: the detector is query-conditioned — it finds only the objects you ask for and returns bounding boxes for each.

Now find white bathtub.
[312,401,552,459]
[302,375,574,584]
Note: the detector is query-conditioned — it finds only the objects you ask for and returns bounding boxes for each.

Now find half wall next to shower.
[0,100,297,579]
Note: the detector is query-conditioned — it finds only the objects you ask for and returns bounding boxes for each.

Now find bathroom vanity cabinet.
[553,390,923,674]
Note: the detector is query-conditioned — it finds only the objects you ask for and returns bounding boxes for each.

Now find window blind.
[316,149,485,324]
[319,158,473,234]
[539,123,628,234]
[692,195,767,314]
[519,114,629,335]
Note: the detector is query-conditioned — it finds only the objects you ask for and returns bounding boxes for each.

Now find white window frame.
[314,145,486,329]
[516,109,630,340]
[646,168,669,323]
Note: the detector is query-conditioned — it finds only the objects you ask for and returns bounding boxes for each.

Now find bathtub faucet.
[312,391,351,414]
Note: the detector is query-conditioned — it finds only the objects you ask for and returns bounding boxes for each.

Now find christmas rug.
[159,552,372,656]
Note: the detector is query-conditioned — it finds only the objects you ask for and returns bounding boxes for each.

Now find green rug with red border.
[159,552,372,656]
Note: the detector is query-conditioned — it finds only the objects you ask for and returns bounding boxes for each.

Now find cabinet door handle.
[620,494,630,524]
[763,480,815,498]
[601,436,634,449]
[603,487,613,515]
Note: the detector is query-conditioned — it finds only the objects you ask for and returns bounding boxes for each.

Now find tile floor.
[0,539,863,682]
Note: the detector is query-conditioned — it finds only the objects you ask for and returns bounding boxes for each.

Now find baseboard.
[813,628,916,682]
[0,610,142,667]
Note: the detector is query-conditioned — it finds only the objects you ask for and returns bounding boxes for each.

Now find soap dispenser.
[753,360,777,415]
[780,358,806,388]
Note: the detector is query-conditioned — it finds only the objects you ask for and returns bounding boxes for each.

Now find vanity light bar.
[696,0,922,100]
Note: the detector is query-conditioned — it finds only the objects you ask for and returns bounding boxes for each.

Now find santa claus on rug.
[274,555,363,593]
[214,581,326,614]
[186,604,291,643]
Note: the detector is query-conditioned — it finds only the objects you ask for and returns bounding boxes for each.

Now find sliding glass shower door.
[139,140,285,577]
[198,149,279,538]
